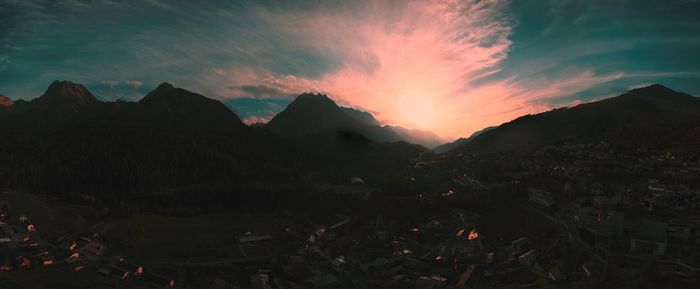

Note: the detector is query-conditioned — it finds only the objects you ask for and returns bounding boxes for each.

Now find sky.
[1,0,699,139]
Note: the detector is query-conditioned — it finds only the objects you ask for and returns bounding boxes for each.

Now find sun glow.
[398,94,435,129]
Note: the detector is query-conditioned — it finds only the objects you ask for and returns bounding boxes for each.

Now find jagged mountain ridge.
[265,93,445,148]
[0,81,426,202]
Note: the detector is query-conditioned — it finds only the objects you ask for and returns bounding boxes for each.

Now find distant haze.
[1,0,699,138]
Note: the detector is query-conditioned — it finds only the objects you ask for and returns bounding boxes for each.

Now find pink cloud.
[212,0,624,138]
[242,115,273,125]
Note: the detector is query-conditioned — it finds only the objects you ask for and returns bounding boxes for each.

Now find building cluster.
[0,197,179,289]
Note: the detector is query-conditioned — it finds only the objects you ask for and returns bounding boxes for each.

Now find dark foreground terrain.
[1,83,699,289]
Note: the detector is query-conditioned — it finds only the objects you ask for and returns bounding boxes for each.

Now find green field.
[1,266,116,289]
[96,213,299,263]
[2,191,300,265]
[1,191,89,240]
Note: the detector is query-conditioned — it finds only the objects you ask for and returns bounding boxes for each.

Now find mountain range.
[1,81,698,209]
[0,81,425,208]
[433,126,496,153]
[443,84,700,154]
[265,92,446,148]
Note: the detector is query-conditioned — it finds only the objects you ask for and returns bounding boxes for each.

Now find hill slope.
[455,84,700,153]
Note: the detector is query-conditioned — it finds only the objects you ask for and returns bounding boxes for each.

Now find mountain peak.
[448,84,700,154]
[156,82,175,90]
[0,95,12,108]
[293,92,335,104]
[138,82,246,131]
[39,80,97,103]
[141,82,195,103]
[628,84,675,95]
[280,92,341,114]
[266,92,355,136]
[617,83,698,107]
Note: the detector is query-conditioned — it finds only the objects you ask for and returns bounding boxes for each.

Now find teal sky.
[1,0,699,137]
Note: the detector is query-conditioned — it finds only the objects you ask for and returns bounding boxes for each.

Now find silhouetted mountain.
[341,105,446,148]
[33,80,99,105]
[266,93,445,148]
[0,81,426,210]
[136,82,247,132]
[453,84,700,153]
[385,126,446,149]
[266,93,366,136]
[433,126,496,153]
[341,106,380,126]
[2,81,105,138]
[264,93,426,177]
[0,81,286,203]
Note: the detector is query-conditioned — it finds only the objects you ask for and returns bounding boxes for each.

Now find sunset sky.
[1,0,699,138]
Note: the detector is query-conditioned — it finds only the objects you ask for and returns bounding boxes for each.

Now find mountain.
[452,84,700,153]
[264,92,425,173]
[33,80,99,105]
[266,93,445,148]
[0,81,284,201]
[386,125,446,149]
[340,105,446,148]
[1,81,105,138]
[266,93,368,137]
[341,106,380,126]
[136,82,247,132]
[1,81,248,139]
[433,126,496,153]
[0,81,425,210]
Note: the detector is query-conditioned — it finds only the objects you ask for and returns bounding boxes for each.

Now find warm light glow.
[468,230,478,240]
[397,94,435,129]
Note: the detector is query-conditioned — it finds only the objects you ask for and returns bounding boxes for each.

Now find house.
[511,237,530,253]
[350,177,365,185]
[17,256,30,268]
[668,221,692,241]
[0,237,11,245]
[114,259,144,278]
[40,254,55,266]
[329,216,352,230]
[210,278,226,289]
[578,207,624,234]
[582,223,617,250]
[629,221,668,256]
[547,264,567,281]
[239,235,273,244]
[528,189,555,207]
[251,274,271,289]
[143,272,177,288]
[581,261,602,278]
[518,249,537,266]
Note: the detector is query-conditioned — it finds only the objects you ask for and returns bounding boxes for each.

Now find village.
[1,140,699,289]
